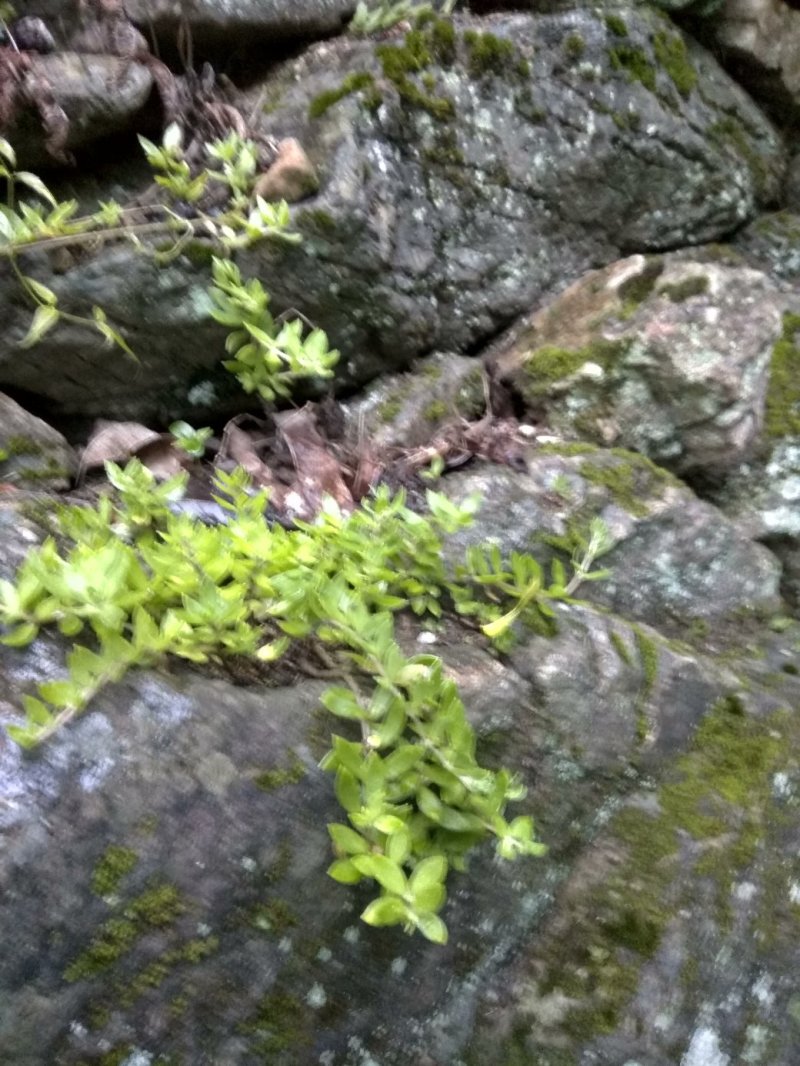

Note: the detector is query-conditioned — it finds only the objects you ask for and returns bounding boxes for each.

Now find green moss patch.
[254,753,306,791]
[538,695,789,1042]
[659,274,709,302]
[563,33,585,61]
[609,43,656,93]
[64,884,185,982]
[578,450,679,517]
[766,312,800,438]
[463,29,529,79]
[652,29,697,98]
[308,72,377,120]
[604,14,628,37]
[522,339,630,397]
[91,845,138,897]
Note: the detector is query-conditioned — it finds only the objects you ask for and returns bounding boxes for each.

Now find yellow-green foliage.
[766,313,800,438]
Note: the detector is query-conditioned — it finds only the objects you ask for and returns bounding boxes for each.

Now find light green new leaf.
[351,853,407,896]
[409,854,447,894]
[1,622,39,646]
[415,912,448,944]
[19,304,59,348]
[15,172,57,207]
[361,896,408,927]
[328,823,370,855]
[327,859,364,884]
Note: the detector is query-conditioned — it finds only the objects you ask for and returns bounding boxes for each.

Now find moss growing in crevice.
[563,33,585,61]
[64,883,186,982]
[308,72,378,120]
[522,338,630,397]
[463,29,529,79]
[604,14,628,37]
[658,274,709,302]
[765,312,800,438]
[608,43,656,93]
[91,845,138,897]
[241,989,313,1057]
[253,752,306,792]
[652,29,697,98]
[616,258,664,315]
[377,23,457,119]
[578,449,679,518]
[609,629,634,666]
[708,117,771,196]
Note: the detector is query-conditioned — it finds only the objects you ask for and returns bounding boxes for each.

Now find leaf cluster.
[0,458,568,939]
[349,1,433,34]
[210,258,340,401]
[0,127,298,359]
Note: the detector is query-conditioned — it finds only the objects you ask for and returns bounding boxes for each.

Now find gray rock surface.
[0,484,796,1064]
[0,494,762,1066]
[492,254,784,474]
[440,450,781,627]
[0,392,77,490]
[5,53,154,168]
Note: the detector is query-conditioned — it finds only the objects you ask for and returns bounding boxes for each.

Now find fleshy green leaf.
[361,896,409,927]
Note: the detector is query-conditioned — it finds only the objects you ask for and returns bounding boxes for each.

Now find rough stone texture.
[5,53,154,168]
[466,643,800,1066]
[734,210,800,282]
[344,351,486,448]
[492,254,784,474]
[0,392,77,490]
[13,0,357,50]
[0,7,785,423]
[704,437,800,613]
[708,0,800,126]
[440,452,781,628]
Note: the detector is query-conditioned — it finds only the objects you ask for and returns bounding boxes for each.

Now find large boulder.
[1,53,154,168]
[491,253,785,474]
[11,0,357,51]
[0,8,785,423]
[0,472,796,1063]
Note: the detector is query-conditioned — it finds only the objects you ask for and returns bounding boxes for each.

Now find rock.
[0,392,77,490]
[734,210,800,283]
[492,254,784,474]
[703,437,800,612]
[12,0,357,52]
[466,658,800,1065]
[440,450,781,627]
[345,350,485,448]
[3,53,154,168]
[0,7,785,422]
[1,487,797,1063]
[708,0,800,126]
[253,137,319,204]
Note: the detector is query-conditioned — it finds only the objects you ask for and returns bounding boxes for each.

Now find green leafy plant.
[169,420,213,458]
[209,258,340,401]
[349,0,432,34]
[349,0,459,34]
[0,460,609,939]
[0,130,609,942]
[0,126,297,358]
